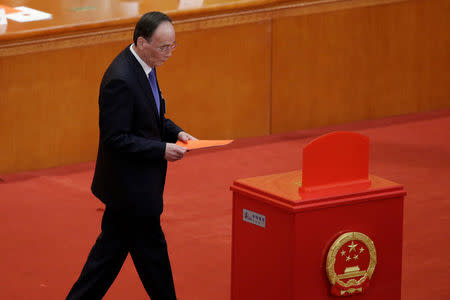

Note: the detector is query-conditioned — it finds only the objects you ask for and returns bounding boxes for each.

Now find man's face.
[137,21,176,68]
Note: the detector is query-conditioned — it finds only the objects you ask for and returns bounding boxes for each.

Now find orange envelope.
[176,139,233,150]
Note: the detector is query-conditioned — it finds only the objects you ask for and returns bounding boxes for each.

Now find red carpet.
[1,109,449,300]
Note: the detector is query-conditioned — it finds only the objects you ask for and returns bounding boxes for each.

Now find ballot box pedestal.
[230,132,406,299]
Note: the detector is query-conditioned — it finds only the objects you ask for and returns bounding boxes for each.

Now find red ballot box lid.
[231,172,405,212]
[301,131,370,193]
[231,132,405,212]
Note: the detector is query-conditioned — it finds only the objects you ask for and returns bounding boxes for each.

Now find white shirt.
[129,44,152,76]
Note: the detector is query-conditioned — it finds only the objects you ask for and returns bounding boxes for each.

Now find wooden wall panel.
[414,0,450,112]
[0,41,129,174]
[157,21,271,139]
[271,0,450,134]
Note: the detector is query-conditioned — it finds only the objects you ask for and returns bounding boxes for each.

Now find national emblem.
[326,232,377,296]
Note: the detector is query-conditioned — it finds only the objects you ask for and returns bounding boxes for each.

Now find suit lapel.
[125,47,161,123]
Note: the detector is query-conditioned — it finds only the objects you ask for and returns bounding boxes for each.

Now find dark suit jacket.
[91,46,182,216]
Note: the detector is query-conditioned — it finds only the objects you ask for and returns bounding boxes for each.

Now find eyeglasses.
[157,41,177,52]
[145,39,177,52]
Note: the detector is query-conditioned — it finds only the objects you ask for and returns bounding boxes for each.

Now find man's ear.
[136,37,145,50]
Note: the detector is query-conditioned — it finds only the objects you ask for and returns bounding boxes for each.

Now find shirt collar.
[129,44,152,76]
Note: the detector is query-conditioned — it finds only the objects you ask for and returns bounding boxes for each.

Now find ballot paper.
[176,139,233,150]
[7,6,52,22]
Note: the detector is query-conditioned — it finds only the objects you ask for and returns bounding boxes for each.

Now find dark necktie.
[148,69,160,115]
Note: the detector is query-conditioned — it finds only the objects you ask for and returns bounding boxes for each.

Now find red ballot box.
[230,132,406,299]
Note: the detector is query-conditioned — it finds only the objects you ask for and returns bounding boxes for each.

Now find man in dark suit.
[66,12,195,300]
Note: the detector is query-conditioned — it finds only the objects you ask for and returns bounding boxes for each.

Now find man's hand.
[165,143,187,162]
[177,131,198,143]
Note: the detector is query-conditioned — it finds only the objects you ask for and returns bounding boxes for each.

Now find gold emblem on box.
[326,232,377,296]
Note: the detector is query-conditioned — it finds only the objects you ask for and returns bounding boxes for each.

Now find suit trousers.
[66,206,177,300]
